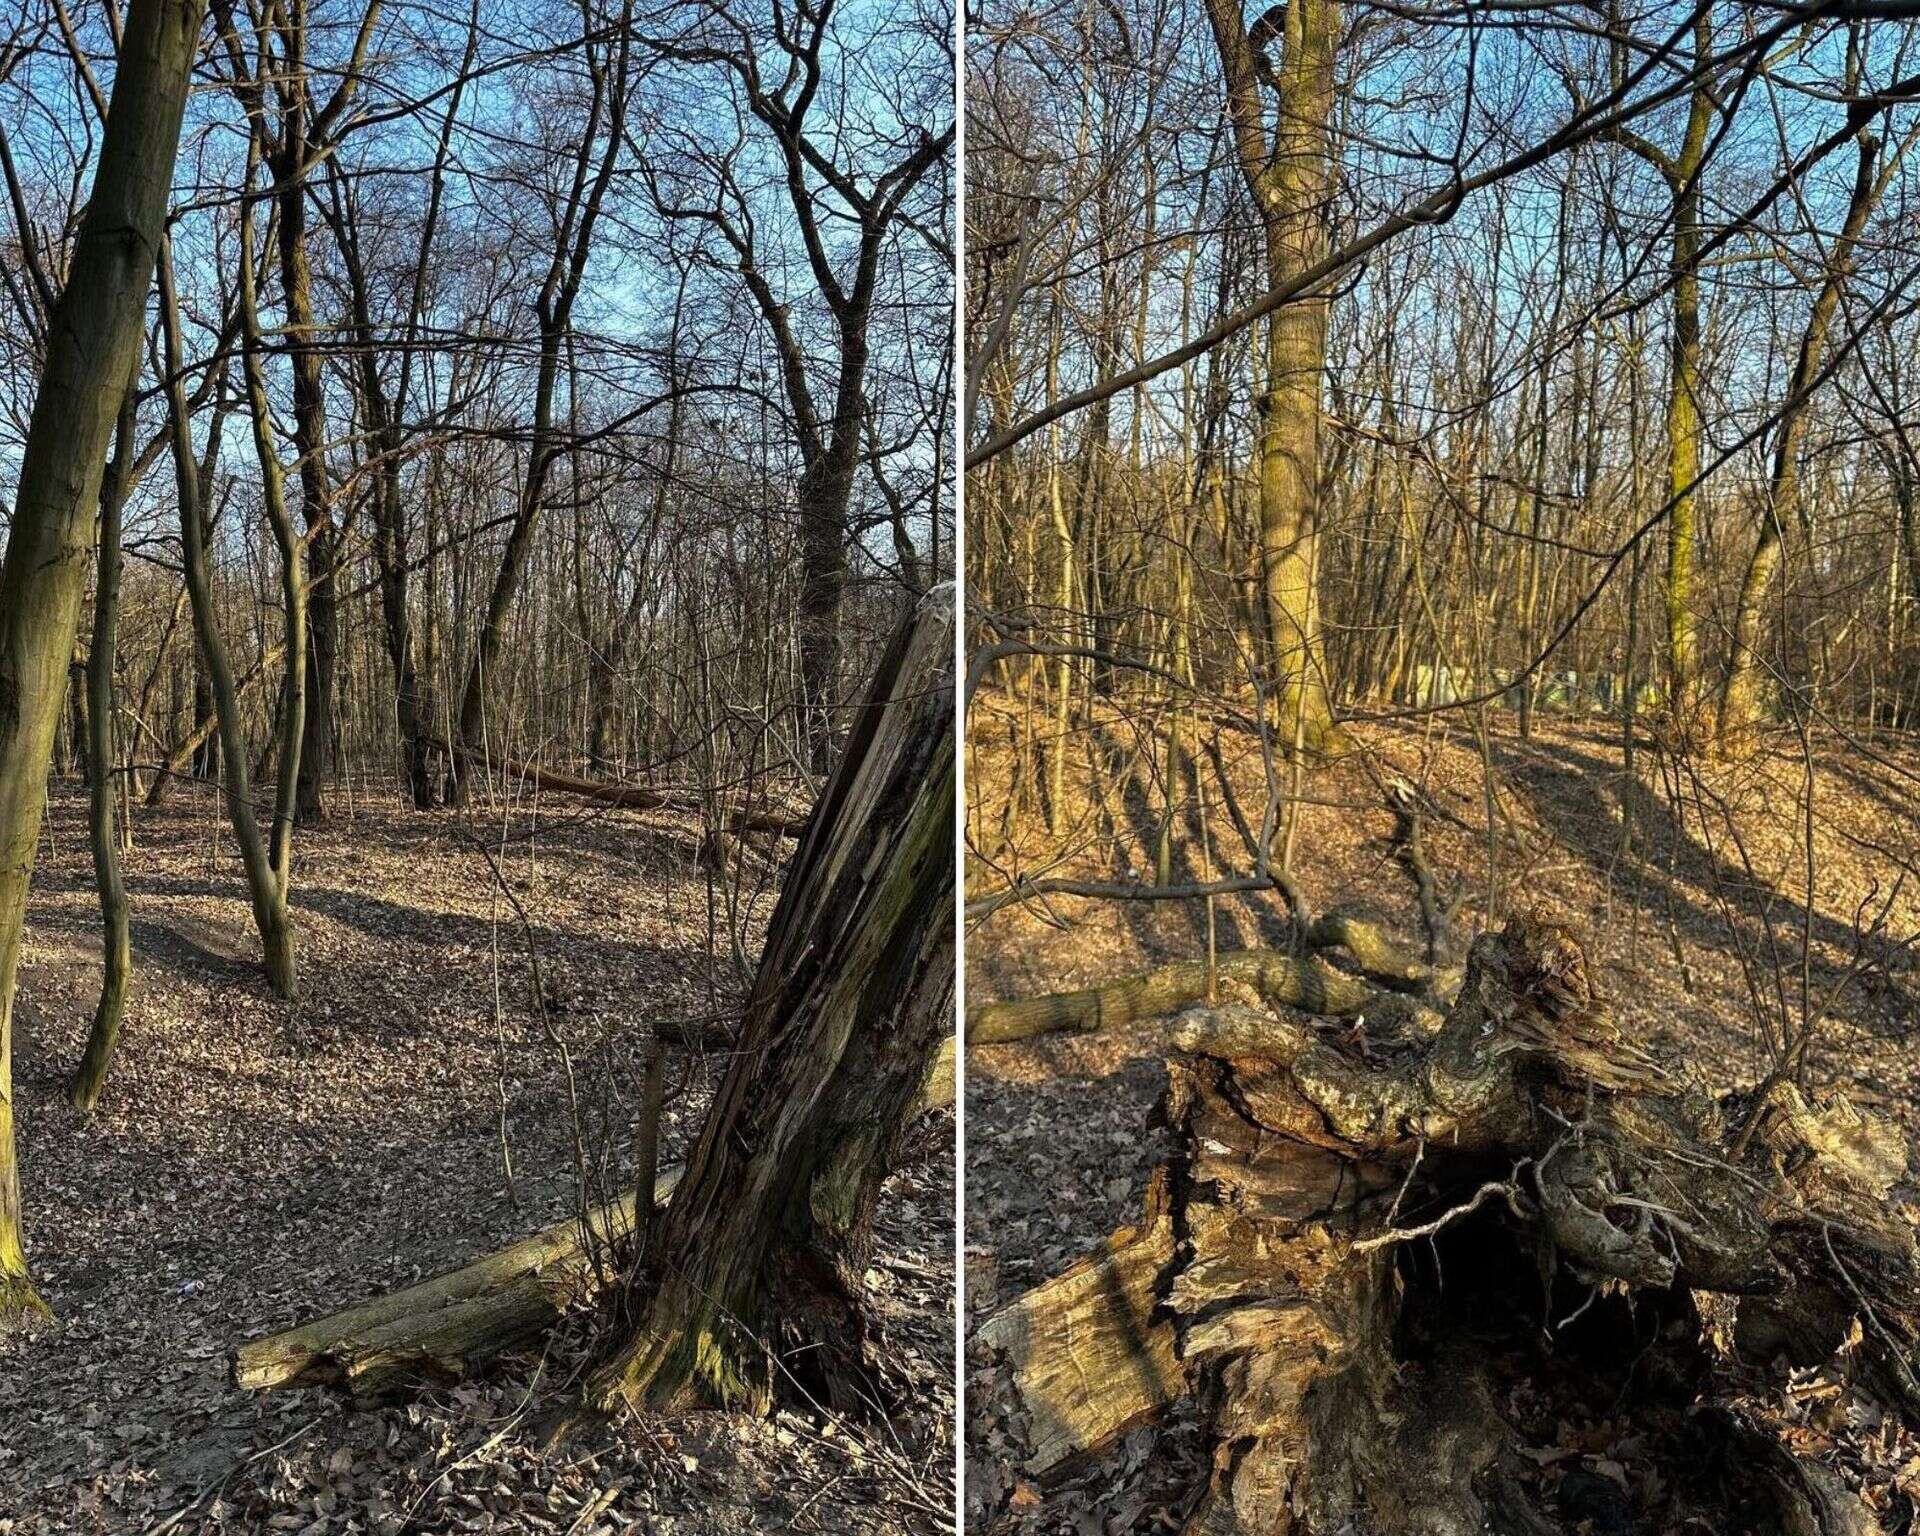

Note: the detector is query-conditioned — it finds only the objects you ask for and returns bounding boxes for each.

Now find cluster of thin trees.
[0,0,952,1331]
[966,0,1920,801]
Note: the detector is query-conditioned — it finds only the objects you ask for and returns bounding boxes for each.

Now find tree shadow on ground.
[1487,733,1915,1036]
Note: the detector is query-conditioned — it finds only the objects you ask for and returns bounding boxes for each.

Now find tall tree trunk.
[70,391,140,1112]
[1718,127,1892,753]
[162,233,301,1000]
[0,0,207,1329]
[588,585,955,1413]
[273,143,337,827]
[1204,0,1341,751]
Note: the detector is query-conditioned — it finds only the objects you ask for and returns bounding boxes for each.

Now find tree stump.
[975,913,1918,1534]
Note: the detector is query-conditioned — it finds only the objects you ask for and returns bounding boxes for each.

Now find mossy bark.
[0,0,208,1328]
[588,587,956,1414]
[1203,0,1343,752]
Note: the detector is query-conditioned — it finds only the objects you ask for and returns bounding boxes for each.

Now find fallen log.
[426,740,810,837]
[975,913,1918,1534]
[233,1169,683,1396]
[234,1038,955,1400]
[966,947,1441,1046]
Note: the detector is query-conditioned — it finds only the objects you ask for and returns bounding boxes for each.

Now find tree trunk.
[975,915,1917,1535]
[1203,0,1342,752]
[1717,129,1888,755]
[271,139,337,829]
[1663,20,1712,729]
[70,391,140,1113]
[161,236,300,1000]
[0,0,207,1329]
[230,1036,956,1400]
[794,412,861,776]
[587,584,956,1414]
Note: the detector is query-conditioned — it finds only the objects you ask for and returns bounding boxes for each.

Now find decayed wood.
[233,1033,956,1400]
[233,1167,685,1396]
[588,585,956,1413]
[967,947,1439,1046]
[974,1172,1182,1473]
[978,913,1916,1534]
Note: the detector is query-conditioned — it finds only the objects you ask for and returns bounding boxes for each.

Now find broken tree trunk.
[426,741,810,838]
[588,584,956,1414]
[233,1169,684,1397]
[975,914,1917,1535]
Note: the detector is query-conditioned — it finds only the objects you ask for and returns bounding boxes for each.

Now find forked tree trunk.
[1717,126,1895,756]
[160,237,300,1000]
[0,0,208,1328]
[975,915,1916,1535]
[587,584,956,1414]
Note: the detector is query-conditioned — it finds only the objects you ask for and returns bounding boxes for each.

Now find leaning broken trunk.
[587,584,957,1414]
[974,914,1917,1535]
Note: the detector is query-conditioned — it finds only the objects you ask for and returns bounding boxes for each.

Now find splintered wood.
[975,913,1920,1535]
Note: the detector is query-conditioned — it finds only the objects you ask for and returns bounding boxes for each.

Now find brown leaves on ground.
[0,780,954,1536]
[965,706,1920,1534]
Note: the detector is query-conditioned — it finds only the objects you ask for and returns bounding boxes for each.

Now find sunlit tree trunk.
[1204,0,1342,750]
[0,0,207,1328]
[1718,126,1894,752]
[162,227,301,999]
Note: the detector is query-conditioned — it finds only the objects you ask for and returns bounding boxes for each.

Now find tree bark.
[587,584,956,1414]
[0,0,207,1328]
[1203,0,1342,751]
[161,235,300,1000]
[70,390,140,1112]
[1717,128,1891,754]
[230,1035,955,1400]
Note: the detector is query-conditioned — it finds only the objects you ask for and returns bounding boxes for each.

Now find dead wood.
[232,1035,955,1401]
[425,740,810,836]
[966,948,1441,1047]
[233,1169,684,1397]
[976,913,1917,1535]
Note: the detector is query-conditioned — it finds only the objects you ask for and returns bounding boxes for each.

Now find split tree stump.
[976,913,1918,1534]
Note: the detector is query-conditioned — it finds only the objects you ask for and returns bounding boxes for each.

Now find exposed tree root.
[976,913,1917,1534]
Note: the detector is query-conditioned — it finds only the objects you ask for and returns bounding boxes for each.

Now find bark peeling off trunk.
[976,913,1918,1535]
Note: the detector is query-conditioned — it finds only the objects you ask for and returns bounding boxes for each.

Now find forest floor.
[964,702,1920,1534]
[0,779,955,1536]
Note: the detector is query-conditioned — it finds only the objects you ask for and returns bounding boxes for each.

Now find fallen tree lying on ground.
[236,589,957,1409]
[234,1030,958,1399]
[973,912,1917,1535]
[425,740,811,837]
